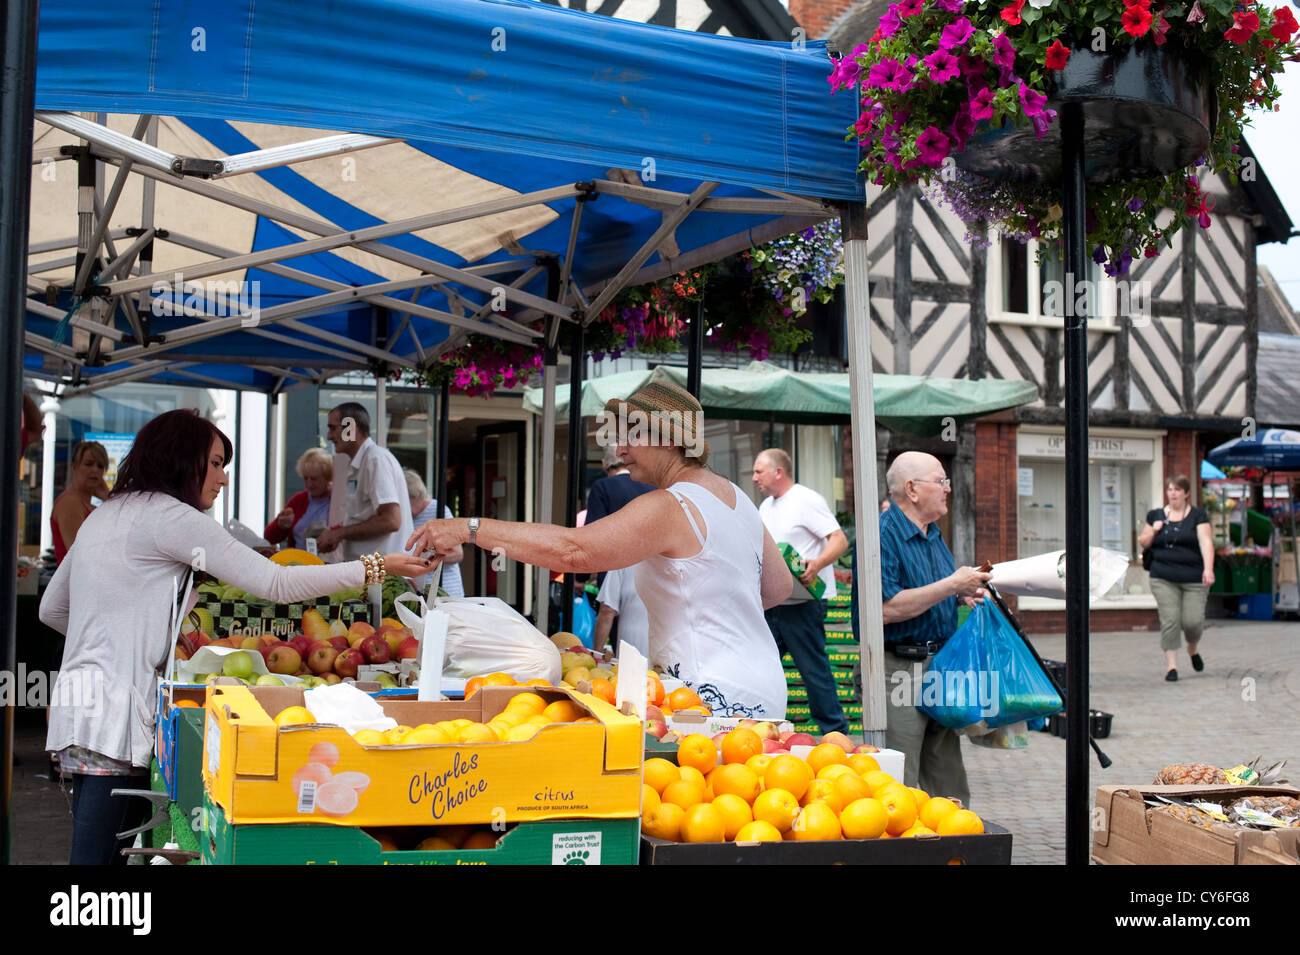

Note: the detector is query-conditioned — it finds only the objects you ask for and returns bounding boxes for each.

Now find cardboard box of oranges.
[156,681,208,810]
[202,683,643,827]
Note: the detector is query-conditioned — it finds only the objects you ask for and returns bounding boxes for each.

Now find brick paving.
[962,619,1300,864]
[7,618,1296,865]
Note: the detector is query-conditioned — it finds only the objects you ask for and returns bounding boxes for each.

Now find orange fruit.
[642,784,661,814]
[745,753,775,778]
[677,765,707,795]
[711,764,761,803]
[711,794,754,839]
[490,710,526,728]
[806,743,850,776]
[936,809,984,836]
[848,753,880,776]
[862,769,898,795]
[802,778,846,813]
[680,803,727,843]
[839,798,889,839]
[832,772,872,807]
[677,734,719,774]
[463,676,486,698]
[816,763,855,783]
[590,678,617,705]
[643,758,681,795]
[878,784,918,836]
[764,755,815,802]
[462,830,498,850]
[351,728,385,746]
[174,699,201,708]
[456,722,496,744]
[385,725,414,744]
[899,822,936,838]
[482,672,517,687]
[910,788,930,812]
[920,796,961,832]
[646,675,665,707]
[661,778,706,810]
[642,802,686,841]
[404,725,453,745]
[719,727,764,765]
[274,706,316,728]
[752,788,801,834]
[666,686,704,711]
[542,699,584,723]
[525,678,551,687]
[415,836,458,851]
[505,723,541,742]
[734,820,784,842]
[504,692,547,717]
[791,800,842,841]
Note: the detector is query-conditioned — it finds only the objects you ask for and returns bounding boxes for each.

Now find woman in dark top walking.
[1138,474,1215,682]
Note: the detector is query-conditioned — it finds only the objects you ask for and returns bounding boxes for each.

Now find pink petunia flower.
[916,126,952,167]
[940,17,976,49]
[924,48,961,83]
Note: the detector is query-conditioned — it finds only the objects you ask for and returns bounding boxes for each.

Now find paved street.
[8,618,1296,864]
[962,618,1300,864]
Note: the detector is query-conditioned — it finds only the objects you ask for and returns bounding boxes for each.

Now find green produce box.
[202,795,638,865]
[1210,558,1227,594]
[825,631,859,646]
[826,650,859,666]
[1230,564,1260,594]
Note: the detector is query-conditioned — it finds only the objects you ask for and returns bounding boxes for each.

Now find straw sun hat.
[603,379,710,466]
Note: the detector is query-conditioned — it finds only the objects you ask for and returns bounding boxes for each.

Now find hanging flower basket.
[831,1,1300,274]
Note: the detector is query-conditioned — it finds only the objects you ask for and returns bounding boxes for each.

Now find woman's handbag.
[1142,547,1154,570]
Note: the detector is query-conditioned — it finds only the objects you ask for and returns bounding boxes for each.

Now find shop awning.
[1207,428,1300,469]
[522,362,1039,436]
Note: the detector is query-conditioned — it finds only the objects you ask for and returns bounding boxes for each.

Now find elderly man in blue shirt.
[854,451,990,808]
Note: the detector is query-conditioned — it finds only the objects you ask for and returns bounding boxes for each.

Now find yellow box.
[202,685,642,827]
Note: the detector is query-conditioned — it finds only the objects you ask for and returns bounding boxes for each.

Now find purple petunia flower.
[916,127,952,167]
[1104,249,1134,277]
[867,57,908,90]
[1127,198,1144,213]
[878,7,902,38]
[969,86,995,121]
[993,33,1016,73]
[933,0,965,11]
[1019,83,1049,117]
[1093,245,1108,266]
[1029,108,1056,138]
[924,48,961,84]
[896,0,924,16]
[950,104,976,148]
[940,17,976,49]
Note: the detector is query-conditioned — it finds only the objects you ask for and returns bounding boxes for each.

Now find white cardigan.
[40,492,366,767]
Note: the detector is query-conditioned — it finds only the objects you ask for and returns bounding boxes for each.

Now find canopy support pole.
[375,376,387,449]
[1061,102,1091,868]
[687,298,704,398]
[840,201,886,749]
[436,381,450,538]
[536,335,559,626]
[1,0,39,868]
[561,320,585,633]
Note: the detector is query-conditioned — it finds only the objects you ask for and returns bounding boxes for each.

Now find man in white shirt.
[317,402,414,561]
[592,565,649,659]
[753,448,850,735]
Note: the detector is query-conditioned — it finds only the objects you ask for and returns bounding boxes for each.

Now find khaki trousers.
[883,648,971,808]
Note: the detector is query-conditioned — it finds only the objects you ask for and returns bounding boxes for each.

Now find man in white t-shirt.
[317,402,414,561]
[592,566,649,659]
[753,448,850,735]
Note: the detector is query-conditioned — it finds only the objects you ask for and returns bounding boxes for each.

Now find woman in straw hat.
[407,379,792,718]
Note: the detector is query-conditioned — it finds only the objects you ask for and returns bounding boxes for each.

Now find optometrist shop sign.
[1018,432,1155,462]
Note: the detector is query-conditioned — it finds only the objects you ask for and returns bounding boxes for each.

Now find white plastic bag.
[438,596,561,684]
[394,590,446,702]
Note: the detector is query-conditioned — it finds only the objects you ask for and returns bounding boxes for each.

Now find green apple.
[374,673,399,689]
[255,675,285,686]
[203,673,224,685]
[222,651,255,681]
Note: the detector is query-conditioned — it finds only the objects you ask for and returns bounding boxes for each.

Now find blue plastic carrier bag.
[918,598,1063,730]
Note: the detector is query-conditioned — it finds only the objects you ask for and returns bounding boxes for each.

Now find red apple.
[762,737,788,753]
[852,743,880,754]
[348,621,376,649]
[359,634,392,665]
[750,721,781,742]
[644,720,668,740]
[266,645,302,675]
[287,634,313,658]
[307,644,339,674]
[712,731,729,747]
[257,643,277,664]
[785,732,817,748]
[333,647,365,678]
[397,636,419,660]
[381,626,413,655]
[327,635,350,653]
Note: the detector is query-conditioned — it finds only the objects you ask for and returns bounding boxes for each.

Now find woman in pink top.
[406,380,793,718]
[50,440,111,564]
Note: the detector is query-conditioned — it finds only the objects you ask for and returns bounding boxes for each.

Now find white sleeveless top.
[636,480,787,719]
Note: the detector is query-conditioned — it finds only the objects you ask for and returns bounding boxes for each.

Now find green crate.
[826,650,859,666]
[824,631,859,645]
[788,685,808,702]
[1230,564,1260,594]
[202,795,638,865]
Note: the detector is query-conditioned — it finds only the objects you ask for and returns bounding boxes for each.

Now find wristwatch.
[467,516,480,545]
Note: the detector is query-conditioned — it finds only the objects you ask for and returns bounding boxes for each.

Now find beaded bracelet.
[360,553,376,585]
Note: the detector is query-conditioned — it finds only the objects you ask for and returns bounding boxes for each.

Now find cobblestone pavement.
[8,619,1297,864]
[961,619,1300,864]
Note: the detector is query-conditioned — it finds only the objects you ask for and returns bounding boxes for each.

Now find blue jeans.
[765,600,849,735]
[69,771,151,865]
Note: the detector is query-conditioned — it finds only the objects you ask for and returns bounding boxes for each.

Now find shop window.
[990,237,1120,330]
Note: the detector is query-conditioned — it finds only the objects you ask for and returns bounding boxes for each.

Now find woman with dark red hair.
[39,409,428,865]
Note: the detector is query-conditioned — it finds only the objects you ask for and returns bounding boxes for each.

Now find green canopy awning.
[522,362,1038,436]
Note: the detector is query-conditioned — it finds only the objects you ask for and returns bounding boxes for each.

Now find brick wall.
[788,0,859,36]
[973,420,1019,566]
[1020,609,1159,633]
[1163,429,1200,496]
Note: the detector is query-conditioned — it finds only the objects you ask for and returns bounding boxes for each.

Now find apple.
[374,672,399,689]
[327,635,350,653]
[333,647,365,679]
[646,705,665,724]
[300,675,325,688]
[321,673,342,685]
[307,644,339,674]
[762,737,788,753]
[852,743,880,754]
[749,721,781,742]
[255,674,285,687]
[712,731,729,747]
[287,634,313,658]
[348,621,376,649]
[821,731,856,753]
[784,732,817,748]
[239,636,261,651]
[266,645,302,675]
[397,635,419,660]
[644,720,668,740]
[222,650,256,680]
[381,626,412,655]
[359,634,392,665]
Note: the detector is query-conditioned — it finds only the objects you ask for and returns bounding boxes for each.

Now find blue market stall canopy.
[522,362,1040,435]
[1201,459,1227,481]
[1207,429,1300,469]
[26,0,862,395]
